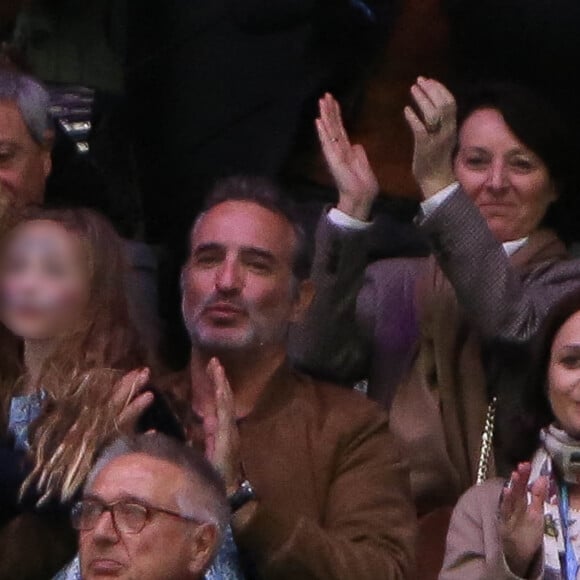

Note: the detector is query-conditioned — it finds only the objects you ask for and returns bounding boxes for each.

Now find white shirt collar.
[503,237,528,256]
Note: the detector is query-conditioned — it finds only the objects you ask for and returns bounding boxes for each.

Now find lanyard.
[559,482,579,580]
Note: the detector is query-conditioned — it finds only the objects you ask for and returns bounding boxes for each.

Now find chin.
[4,324,55,341]
[487,223,518,243]
[193,328,256,351]
[4,321,58,340]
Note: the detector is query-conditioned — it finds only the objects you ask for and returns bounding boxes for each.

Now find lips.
[90,558,125,575]
[204,302,245,316]
[478,202,516,209]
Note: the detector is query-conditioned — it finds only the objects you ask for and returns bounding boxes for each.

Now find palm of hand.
[316,93,379,219]
[331,143,379,200]
[500,466,548,577]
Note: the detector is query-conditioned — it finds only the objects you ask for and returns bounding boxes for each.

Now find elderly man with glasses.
[57,433,233,580]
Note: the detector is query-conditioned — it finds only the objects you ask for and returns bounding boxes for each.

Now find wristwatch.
[228,480,257,513]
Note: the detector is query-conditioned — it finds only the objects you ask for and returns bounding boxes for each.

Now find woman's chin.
[487,223,522,244]
[5,325,55,341]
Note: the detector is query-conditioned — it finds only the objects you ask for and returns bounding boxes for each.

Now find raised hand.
[404,76,457,199]
[499,462,548,578]
[114,368,154,434]
[203,358,242,493]
[316,93,379,221]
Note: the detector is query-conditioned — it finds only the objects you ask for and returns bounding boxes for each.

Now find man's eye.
[193,254,220,266]
[247,260,271,273]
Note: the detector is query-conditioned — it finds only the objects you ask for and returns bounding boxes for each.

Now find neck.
[189,344,286,419]
[23,337,56,393]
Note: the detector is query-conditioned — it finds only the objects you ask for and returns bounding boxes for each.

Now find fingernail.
[140,368,150,380]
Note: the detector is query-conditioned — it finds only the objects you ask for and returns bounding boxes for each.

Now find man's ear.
[290,279,315,323]
[187,523,219,577]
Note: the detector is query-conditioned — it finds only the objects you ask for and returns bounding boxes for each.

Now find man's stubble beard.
[186,311,289,354]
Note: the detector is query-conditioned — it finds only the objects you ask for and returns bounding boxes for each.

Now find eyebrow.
[83,492,147,504]
[7,240,66,258]
[192,243,277,262]
[239,247,276,262]
[191,242,224,254]
[558,344,580,351]
[461,145,535,157]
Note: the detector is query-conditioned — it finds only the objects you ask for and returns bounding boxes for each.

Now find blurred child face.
[0,220,90,340]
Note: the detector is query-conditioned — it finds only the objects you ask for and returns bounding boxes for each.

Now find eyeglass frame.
[71,495,203,535]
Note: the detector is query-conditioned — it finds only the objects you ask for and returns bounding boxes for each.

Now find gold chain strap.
[476,396,498,485]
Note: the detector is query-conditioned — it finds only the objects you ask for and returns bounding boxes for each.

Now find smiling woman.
[441,290,580,579]
[453,82,575,243]
[454,108,557,242]
[291,78,580,527]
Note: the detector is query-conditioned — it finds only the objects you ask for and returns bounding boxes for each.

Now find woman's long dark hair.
[495,290,580,471]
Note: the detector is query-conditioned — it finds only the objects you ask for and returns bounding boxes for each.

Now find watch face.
[229,480,256,512]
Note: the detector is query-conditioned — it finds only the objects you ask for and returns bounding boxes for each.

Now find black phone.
[136,385,186,442]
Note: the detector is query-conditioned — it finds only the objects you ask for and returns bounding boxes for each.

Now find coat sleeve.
[440,481,543,580]
[418,187,580,342]
[233,411,417,579]
[289,211,374,384]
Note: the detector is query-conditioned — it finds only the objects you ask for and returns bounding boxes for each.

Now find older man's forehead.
[0,101,33,142]
[0,100,24,126]
[89,454,186,504]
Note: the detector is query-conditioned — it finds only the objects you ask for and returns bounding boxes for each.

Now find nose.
[215,258,243,294]
[91,510,120,545]
[485,161,509,193]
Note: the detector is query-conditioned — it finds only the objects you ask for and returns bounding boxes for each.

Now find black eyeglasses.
[71,497,201,534]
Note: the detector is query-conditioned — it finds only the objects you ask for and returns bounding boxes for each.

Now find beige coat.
[440,478,543,579]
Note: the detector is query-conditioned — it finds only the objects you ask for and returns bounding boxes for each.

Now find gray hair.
[0,68,52,145]
[85,434,230,544]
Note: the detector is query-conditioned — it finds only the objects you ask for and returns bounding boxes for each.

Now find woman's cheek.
[49,288,86,323]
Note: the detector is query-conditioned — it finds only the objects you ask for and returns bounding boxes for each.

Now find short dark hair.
[455,82,577,241]
[196,175,311,281]
[86,433,229,535]
[496,290,580,470]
